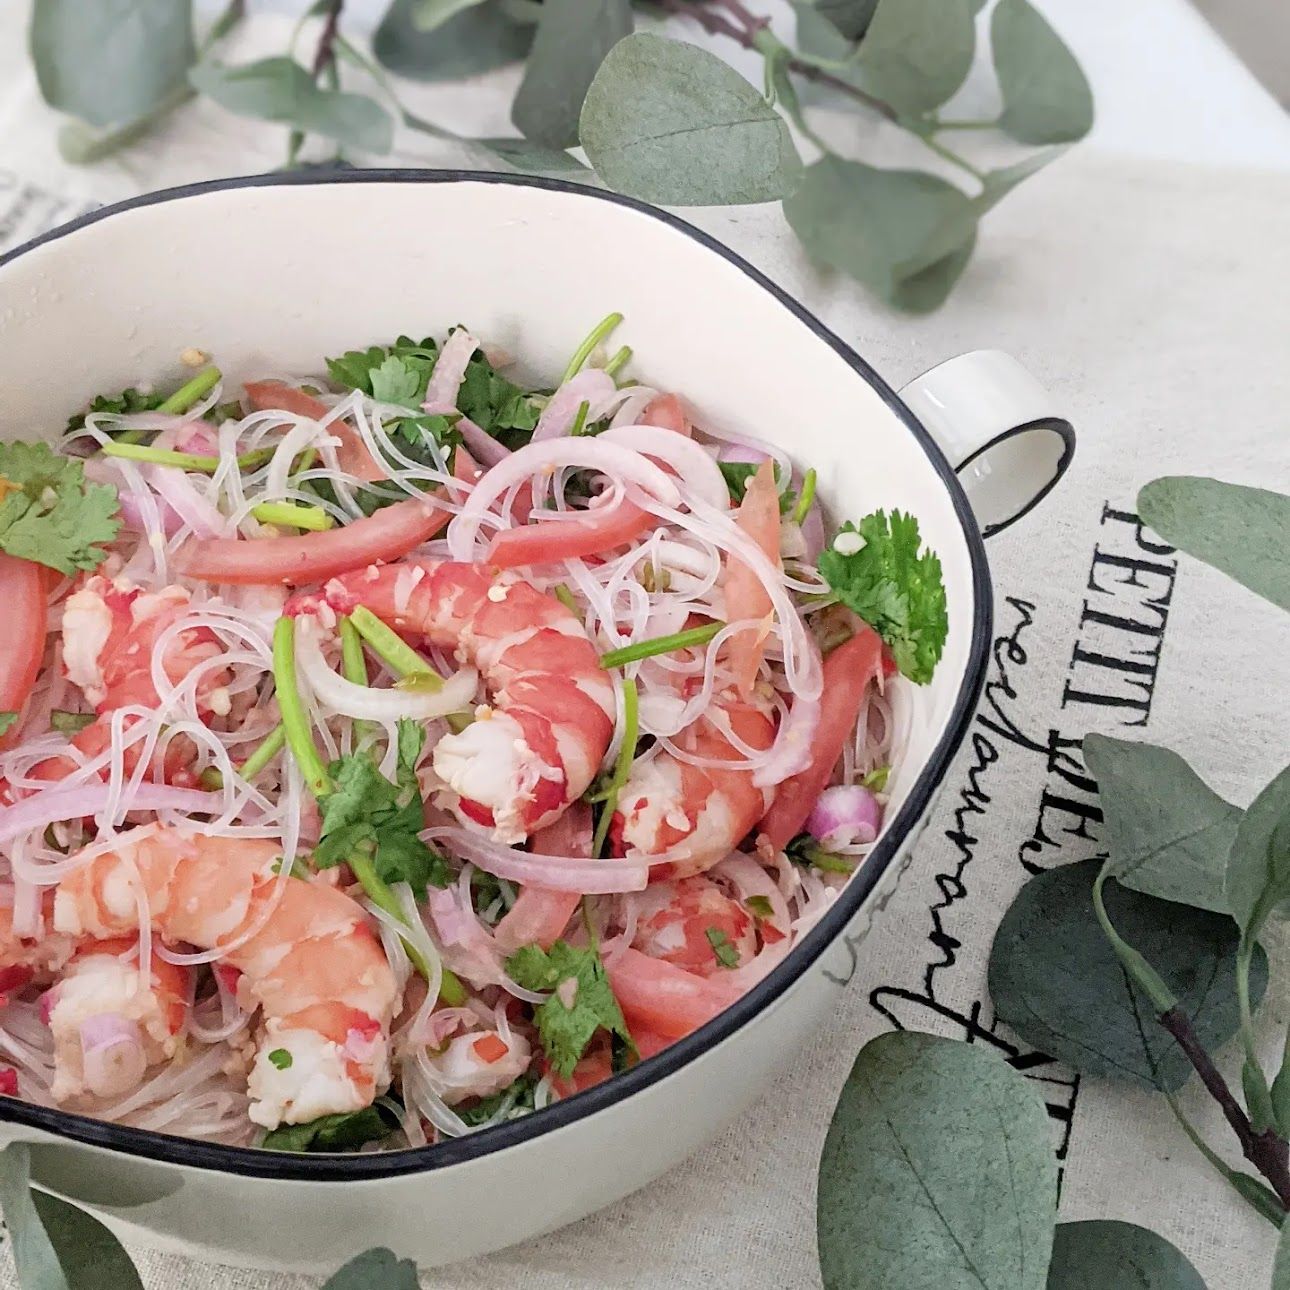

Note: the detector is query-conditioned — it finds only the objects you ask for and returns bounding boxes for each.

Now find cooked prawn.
[52,829,399,1128]
[610,696,776,878]
[415,1006,531,1106]
[302,562,616,844]
[45,936,191,1102]
[36,575,228,785]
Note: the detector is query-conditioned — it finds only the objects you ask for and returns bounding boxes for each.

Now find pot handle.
[898,349,1075,539]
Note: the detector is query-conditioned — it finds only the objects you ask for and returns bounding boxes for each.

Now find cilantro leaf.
[506,940,636,1078]
[315,720,447,898]
[325,336,439,398]
[785,832,855,875]
[455,1073,538,1127]
[260,1104,397,1153]
[64,386,162,435]
[369,354,432,409]
[268,1048,292,1070]
[817,509,948,684]
[0,442,120,574]
[455,353,541,449]
[0,712,17,737]
[705,927,740,968]
[50,710,95,735]
[744,894,774,921]
[718,460,797,514]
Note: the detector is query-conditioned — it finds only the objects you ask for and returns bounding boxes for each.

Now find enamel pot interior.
[0,171,992,1180]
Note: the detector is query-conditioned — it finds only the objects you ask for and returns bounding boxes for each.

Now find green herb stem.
[561,312,624,385]
[569,401,591,437]
[553,583,580,618]
[591,677,639,858]
[271,617,332,799]
[791,841,854,875]
[251,501,334,531]
[101,441,272,474]
[238,724,286,781]
[792,467,817,525]
[349,607,441,688]
[339,616,368,687]
[604,346,632,379]
[599,621,724,670]
[157,367,221,415]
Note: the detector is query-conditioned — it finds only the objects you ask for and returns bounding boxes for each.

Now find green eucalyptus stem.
[157,366,221,414]
[1161,1088,1285,1228]
[935,116,1002,131]
[1091,868,1177,1013]
[1237,936,1277,1132]
[654,0,898,122]
[912,130,985,182]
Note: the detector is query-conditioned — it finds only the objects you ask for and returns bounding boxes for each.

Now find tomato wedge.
[0,554,47,747]
[605,948,737,1040]
[757,626,884,851]
[177,497,449,586]
[723,459,780,696]
[243,380,384,483]
[494,802,591,953]
[484,393,690,569]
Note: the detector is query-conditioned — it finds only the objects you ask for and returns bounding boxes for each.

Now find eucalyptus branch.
[1158,1006,1290,1209]
[652,0,898,123]
[311,0,345,78]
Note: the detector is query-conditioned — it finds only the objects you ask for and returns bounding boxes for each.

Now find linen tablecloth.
[0,6,1288,1287]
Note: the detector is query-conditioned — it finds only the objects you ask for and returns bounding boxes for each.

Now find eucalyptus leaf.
[977,148,1063,212]
[784,158,977,307]
[477,136,591,176]
[0,1143,144,1289]
[818,1031,1056,1290]
[411,0,486,33]
[988,859,1265,1091]
[30,0,194,129]
[1223,765,1290,940]
[1084,734,1241,914]
[793,1,859,62]
[890,233,976,313]
[1138,477,1290,613]
[190,58,394,153]
[374,0,532,82]
[991,0,1093,144]
[579,33,802,206]
[855,0,975,117]
[1046,1221,1206,1290]
[511,0,631,149]
[817,0,878,41]
[323,1247,419,1289]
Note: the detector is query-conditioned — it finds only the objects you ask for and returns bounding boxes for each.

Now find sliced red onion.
[531,370,617,442]
[805,784,883,847]
[717,442,770,466]
[414,1006,476,1048]
[0,785,222,847]
[296,617,478,722]
[426,827,649,894]
[455,415,511,468]
[422,328,478,412]
[446,439,680,562]
[174,422,218,456]
[800,503,825,563]
[85,458,182,537]
[146,466,226,539]
[752,686,822,789]
[79,1013,148,1098]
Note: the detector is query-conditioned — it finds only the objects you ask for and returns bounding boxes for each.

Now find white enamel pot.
[0,171,1074,1274]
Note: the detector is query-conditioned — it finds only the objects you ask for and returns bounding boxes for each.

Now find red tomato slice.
[757,626,884,851]
[177,498,449,586]
[0,554,47,747]
[494,802,591,952]
[484,393,690,569]
[723,459,780,696]
[243,381,384,483]
[472,1034,509,1064]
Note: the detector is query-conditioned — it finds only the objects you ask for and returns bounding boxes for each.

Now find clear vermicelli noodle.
[0,318,946,1152]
